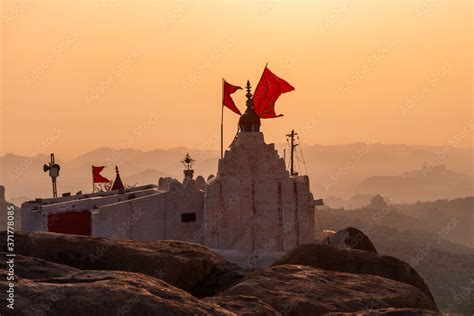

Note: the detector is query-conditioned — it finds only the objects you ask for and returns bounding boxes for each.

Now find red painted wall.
[48,210,91,236]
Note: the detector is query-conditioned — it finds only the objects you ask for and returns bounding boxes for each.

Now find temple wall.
[163,184,205,243]
[204,132,315,254]
[20,186,159,232]
[20,206,42,231]
[92,183,204,242]
[92,193,164,240]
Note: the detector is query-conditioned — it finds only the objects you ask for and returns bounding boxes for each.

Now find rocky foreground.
[0,229,441,315]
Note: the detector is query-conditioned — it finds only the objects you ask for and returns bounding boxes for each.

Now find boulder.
[0,231,243,297]
[320,229,336,241]
[0,269,233,315]
[272,243,435,304]
[218,265,438,315]
[206,295,280,316]
[326,227,378,253]
[323,307,442,315]
[0,252,78,279]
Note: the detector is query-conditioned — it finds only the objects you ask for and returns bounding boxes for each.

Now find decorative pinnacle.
[181,153,194,170]
[245,80,252,100]
[245,80,253,109]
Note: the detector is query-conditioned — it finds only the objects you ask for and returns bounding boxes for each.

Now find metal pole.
[91,165,94,193]
[221,79,224,159]
[290,130,294,176]
[52,179,57,198]
[51,153,57,197]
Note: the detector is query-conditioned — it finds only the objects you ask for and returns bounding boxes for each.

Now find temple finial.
[246,80,252,99]
[245,80,253,108]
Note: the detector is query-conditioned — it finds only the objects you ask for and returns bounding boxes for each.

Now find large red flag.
[223,80,242,115]
[92,166,110,183]
[253,66,295,118]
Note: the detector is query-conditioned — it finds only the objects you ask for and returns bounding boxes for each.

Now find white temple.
[21,82,319,264]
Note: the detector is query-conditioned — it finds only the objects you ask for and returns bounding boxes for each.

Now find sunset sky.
[1,0,472,159]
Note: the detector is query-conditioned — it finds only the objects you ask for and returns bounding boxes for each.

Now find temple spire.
[245,80,254,110]
[111,165,124,191]
[238,80,261,132]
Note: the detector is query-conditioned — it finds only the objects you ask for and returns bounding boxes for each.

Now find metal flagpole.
[221,78,224,159]
[91,165,95,193]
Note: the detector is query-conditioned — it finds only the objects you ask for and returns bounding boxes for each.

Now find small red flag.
[253,66,295,118]
[223,80,242,115]
[92,166,110,183]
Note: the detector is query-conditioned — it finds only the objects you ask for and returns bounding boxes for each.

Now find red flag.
[223,80,242,115]
[253,66,295,118]
[92,166,110,183]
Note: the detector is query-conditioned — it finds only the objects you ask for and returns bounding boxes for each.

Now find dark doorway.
[48,210,92,235]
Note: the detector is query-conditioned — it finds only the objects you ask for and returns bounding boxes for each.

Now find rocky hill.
[317,206,474,314]
[356,165,473,202]
[0,230,441,315]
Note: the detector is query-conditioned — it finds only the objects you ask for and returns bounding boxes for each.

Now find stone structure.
[21,82,318,258]
[21,182,205,244]
[205,131,315,252]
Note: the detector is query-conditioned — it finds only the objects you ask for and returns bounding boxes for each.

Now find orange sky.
[1,0,473,159]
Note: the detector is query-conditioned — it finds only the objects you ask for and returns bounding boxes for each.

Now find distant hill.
[0,143,472,204]
[317,197,474,313]
[0,186,20,231]
[124,169,172,186]
[324,194,377,209]
[356,165,473,202]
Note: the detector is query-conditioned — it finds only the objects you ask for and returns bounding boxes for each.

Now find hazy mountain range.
[318,197,474,313]
[0,143,472,204]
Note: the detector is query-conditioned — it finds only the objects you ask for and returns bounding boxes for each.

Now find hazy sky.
[1,0,473,159]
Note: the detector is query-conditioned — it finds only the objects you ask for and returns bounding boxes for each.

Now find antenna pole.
[51,153,57,198]
[290,130,294,176]
[286,130,298,176]
[44,153,60,198]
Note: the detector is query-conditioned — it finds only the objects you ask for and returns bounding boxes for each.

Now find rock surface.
[2,231,440,315]
[218,265,438,314]
[206,295,280,316]
[272,243,435,303]
[0,252,79,280]
[0,231,243,297]
[325,227,378,253]
[323,307,442,315]
[0,269,233,315]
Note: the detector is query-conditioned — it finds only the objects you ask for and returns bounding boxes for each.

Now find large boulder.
[218,265,437,315]
[0,231,243,297]
[0,252,79,280]
[323,308,442,315]
[205,295,279,316]
[0,268,233,315]
[272,243,435,304]
[325,227,378,253]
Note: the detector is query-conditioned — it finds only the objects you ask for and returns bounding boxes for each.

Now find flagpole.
[221,78,224,159]
[91,165,94,193]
